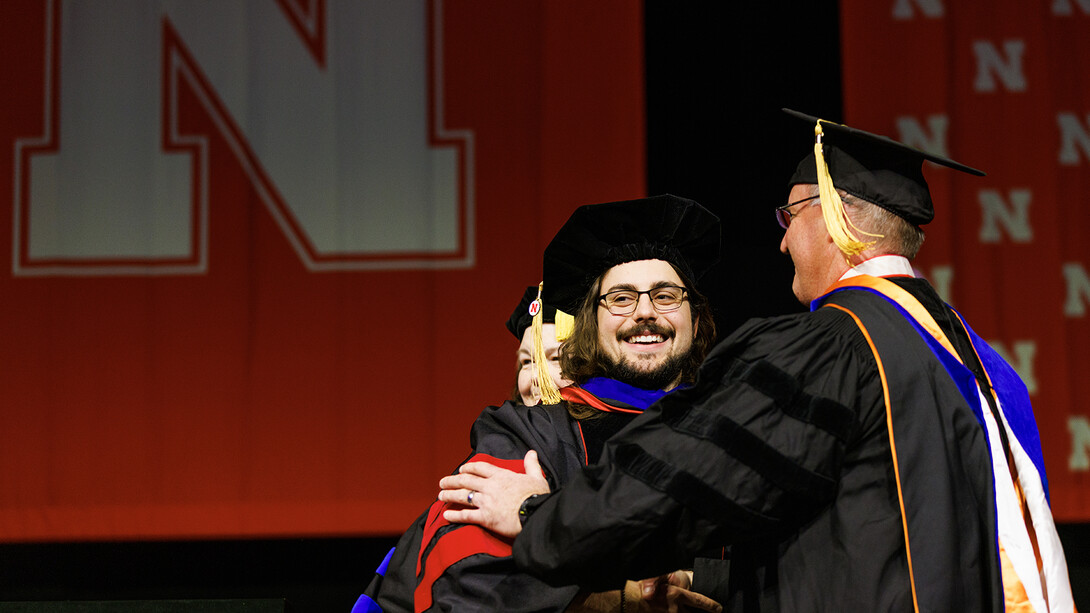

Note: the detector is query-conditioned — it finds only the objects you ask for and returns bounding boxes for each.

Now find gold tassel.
[532,283,563,405]
[554,309,574,342]
[813,122,882,258]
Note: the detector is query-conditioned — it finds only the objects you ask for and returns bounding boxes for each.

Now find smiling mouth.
[619,323,672,346]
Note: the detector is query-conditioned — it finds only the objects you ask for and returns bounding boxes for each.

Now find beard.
[602,322,688,390]
[602,351,687,391]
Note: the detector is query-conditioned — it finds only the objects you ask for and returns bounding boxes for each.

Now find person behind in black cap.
[506,286,572,406]
[361,194,724,612]
[438,111,1075,612]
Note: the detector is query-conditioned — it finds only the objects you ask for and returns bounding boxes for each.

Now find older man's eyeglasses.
[775,195,821,229]
[598,285,688,316]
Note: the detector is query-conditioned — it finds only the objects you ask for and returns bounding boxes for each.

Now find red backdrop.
[0,0,645,540]
[841,0,1090,520]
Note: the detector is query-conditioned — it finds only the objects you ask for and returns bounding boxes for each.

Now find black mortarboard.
[542,194,721,314]
[506,285,558,340]
[784,108,984,227]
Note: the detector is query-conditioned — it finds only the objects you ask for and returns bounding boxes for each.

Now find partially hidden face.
[516,323,570,406]
[595,259,696,391]
[779,184,846,305]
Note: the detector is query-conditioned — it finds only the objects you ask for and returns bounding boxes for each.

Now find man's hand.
[636,571,722,612]
[567,573,722,613]
[438,450,551,538]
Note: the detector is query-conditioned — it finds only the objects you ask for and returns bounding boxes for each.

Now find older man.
[362,194,723,613]
[440,111,1075,612]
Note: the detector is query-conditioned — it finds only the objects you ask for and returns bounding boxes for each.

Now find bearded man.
[358,194,723,613]
[438,111,1075,612]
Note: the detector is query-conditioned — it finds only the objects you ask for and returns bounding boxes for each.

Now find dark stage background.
[2,2,1086,612]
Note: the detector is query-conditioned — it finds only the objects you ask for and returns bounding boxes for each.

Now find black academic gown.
[513,277,1008,612]
[364,395,639,613]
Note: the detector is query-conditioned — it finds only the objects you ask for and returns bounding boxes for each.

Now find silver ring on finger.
[467,490,475,505]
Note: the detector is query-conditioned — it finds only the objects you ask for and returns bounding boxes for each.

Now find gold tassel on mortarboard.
[813,121,882,258]
[554,309,574,342]
[531,283,563,405]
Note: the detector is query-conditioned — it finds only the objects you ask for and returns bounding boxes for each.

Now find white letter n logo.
[14,0,474,276]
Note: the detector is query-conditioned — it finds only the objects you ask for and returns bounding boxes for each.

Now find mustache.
[616,322,673,341]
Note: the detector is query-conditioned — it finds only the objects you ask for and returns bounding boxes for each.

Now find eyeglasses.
[598,285,688,316]
[775,195,821,229]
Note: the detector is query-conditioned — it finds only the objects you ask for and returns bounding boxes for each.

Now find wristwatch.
[517,493,547,526]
